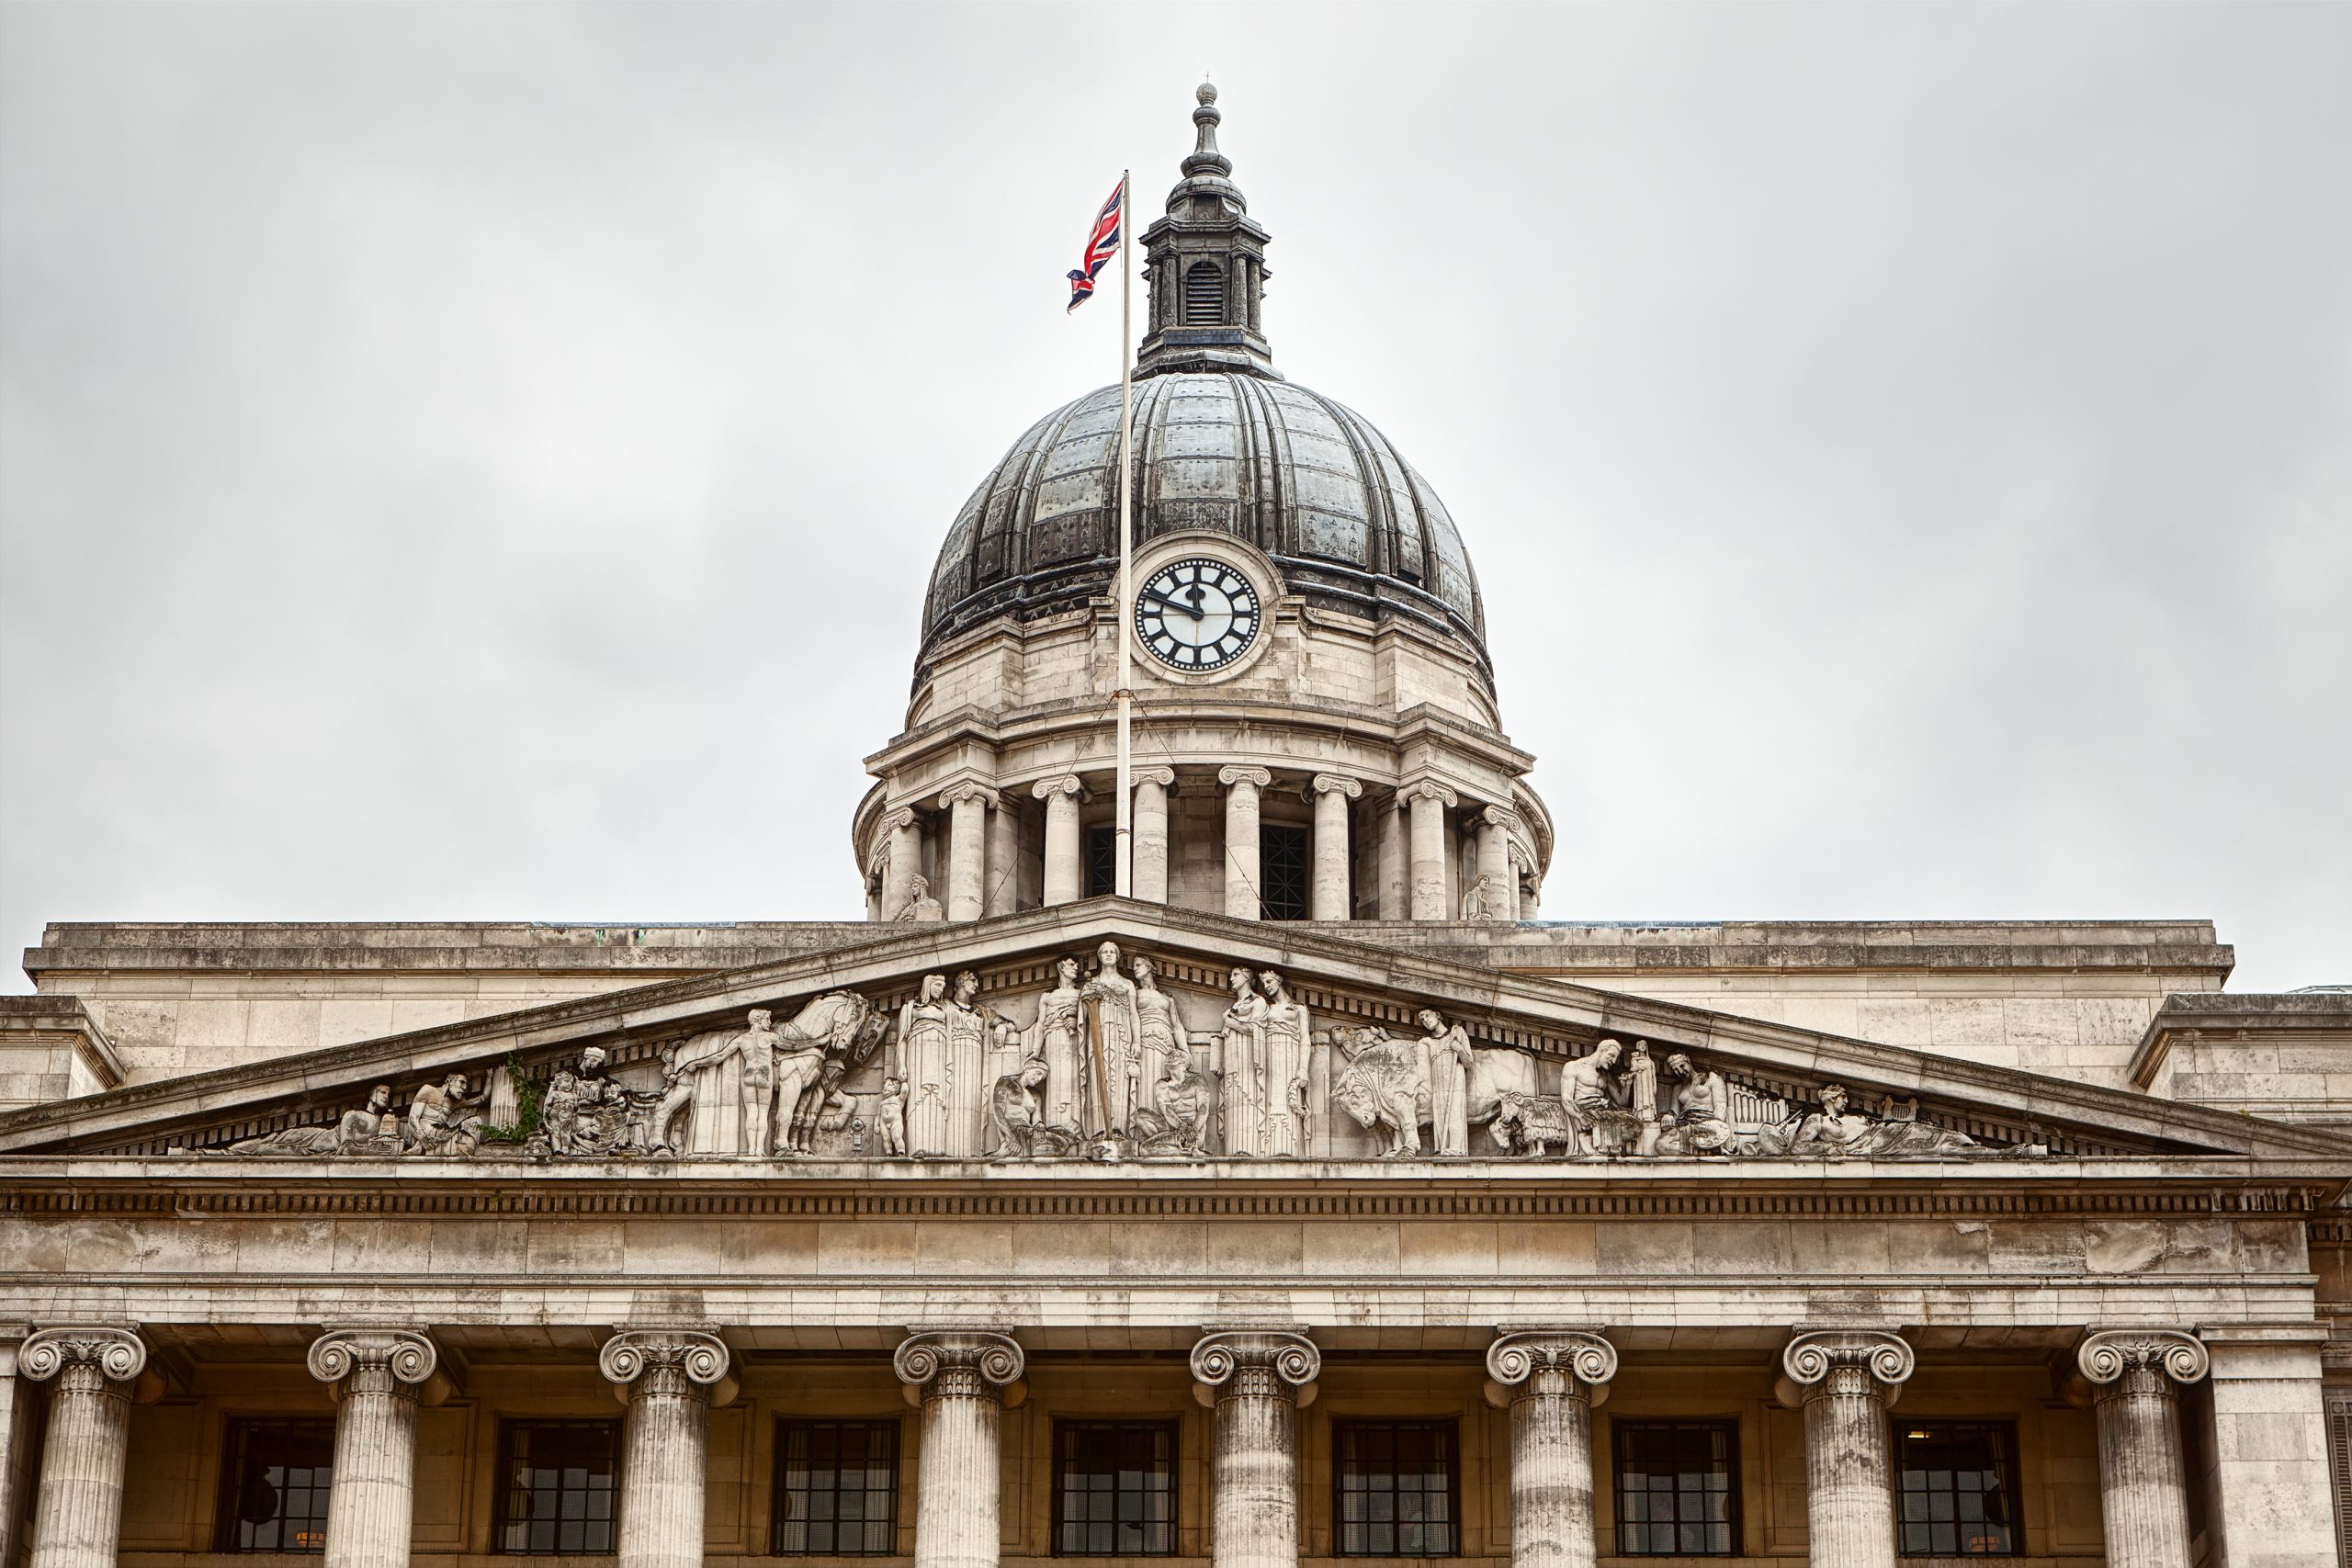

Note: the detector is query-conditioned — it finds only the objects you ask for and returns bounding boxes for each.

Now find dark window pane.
[1615,1421,1737,1557]
[218,1419,336,1553]
[1334,1422,1457,1557]
[1057,1422,1177,1555]
[494,1420,620,1555]
[1897,1424,2018,1557]
[775,1421,901,1556]
[1261,825,1309,921]
[1086,826,1117,898]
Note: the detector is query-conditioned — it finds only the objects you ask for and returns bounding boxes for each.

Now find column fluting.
[1476,807,1518,924]
[1781,1330,1914,1568]
[1191,1331,1321,1568]
[1402,782,1456,921]
[1219,767,1272,919]
[1132,767,1175,903]
[1309,775,1361,920]
[308,1329,438,1568]
[1487,1332,1617,1568]
[20,1326,146,1568]
[2076,1330,2209,1568]
[894,1331,1026,1568]
[940,785,997,921]
[1034,776,1085,906]
[600,1330,731,1568]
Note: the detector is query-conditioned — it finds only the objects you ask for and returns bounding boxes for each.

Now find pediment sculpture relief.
[193,944,2048,1164]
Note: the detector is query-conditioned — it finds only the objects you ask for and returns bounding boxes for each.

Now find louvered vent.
[2330,1395,2352,1567]
[1183,262,1224,324]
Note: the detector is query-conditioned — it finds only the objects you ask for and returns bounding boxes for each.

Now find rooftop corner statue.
[0,82,2344,1568]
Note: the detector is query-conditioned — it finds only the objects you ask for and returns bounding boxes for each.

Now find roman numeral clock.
[1134,556,1262,672]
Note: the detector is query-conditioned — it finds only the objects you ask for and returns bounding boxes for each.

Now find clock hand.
[1139,588,1204,621]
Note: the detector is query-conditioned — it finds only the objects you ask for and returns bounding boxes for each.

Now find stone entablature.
[2130,990,2352,1126]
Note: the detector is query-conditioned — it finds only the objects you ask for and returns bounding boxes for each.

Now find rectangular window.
[1334,1420,1458,1557]
[495,1419,620,1555]
[1056,1420,1178,1556]
[217,1418,335,1552]
[774,1419,901,1555]
[1086,824,1117,898]
[1261,824,1309,921]
[1897,1422,2019,1557]
[1613,1420,1737,1557]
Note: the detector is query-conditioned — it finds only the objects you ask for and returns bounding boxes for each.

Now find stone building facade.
[3,84,2348,1568]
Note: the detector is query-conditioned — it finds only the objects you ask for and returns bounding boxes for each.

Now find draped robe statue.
[1417,1010,1474,1156]
[944,972,995,1158]
[1257,970,1312,1157]
[1031,956,1088,1135]
[1080,941,1145,1135]
[899,974,954,1157]
[1216,965,1270,1156]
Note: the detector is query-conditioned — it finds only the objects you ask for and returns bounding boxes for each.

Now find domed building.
[0,83,2344,1568]
[858,86,1550,927]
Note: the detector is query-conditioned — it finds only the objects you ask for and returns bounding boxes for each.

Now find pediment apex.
[6,898,2347,1166]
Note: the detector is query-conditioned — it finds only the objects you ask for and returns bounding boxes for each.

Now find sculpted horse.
[778,993,887,1155]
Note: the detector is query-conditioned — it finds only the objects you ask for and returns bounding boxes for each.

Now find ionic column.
[939,784,999,922]
[1476,807,1518,925]
[1485,1332,1617,1568]
[1309,776,1360,920]
[1190,1331,1321,1568]
[894,1331,1026,1568]
[600,1330,732,1568]
[880,808,921,922]
[308,1329,438,1568]
[1133,767,1176,903]
[1401,782,1456,921]
[20,1326,145,1568]
[1779,1329,1914,1568]
[1033,775,1085,906]
[2075,1330,2209,1568]
[1219,766,1272,919]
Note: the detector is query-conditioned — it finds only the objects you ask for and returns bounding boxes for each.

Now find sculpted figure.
[1623,1039,1661,1155]
[1654,1052,1741,1156]
[1258,970,1312,1156]
[1081,942,1146,1135]
[943,972,994,1157]
[899,975,954,1156]
[1127,956,1214,1156]
[1418,1009,1475,1156]
[1030,956,1089,1137]
[1332,1025,1428,1157]
[221,1084,399,1156]
[1488,1091,1573,1156]
[1458,874,1494,921]
[778,994,887,1155]
[658,1008,788,1156]
[1558,1039,1643,1156]
[893,875,944,922]
[875,1077,908,1156]
[1772,1083,1985,1158]
[1216,966,1270,1156]
[405,1071,489,1156]
[988,1057,1076,1159]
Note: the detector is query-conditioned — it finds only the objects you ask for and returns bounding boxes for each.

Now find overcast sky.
[2,3,2346,992]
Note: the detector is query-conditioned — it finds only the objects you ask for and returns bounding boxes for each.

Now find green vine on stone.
[480,1050,542,1144]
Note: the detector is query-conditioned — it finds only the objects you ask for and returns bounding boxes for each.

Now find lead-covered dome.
[922,371,1487,681]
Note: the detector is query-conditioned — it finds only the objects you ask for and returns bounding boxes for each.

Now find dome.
[921,371,1488,682]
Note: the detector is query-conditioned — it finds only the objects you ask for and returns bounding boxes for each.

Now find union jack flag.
[1066,179,1124,313]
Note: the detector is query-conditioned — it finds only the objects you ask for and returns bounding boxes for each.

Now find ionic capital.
[893,1330,1025,1404]
[2076,1329,2209,1391]
[883,807,920,833]
[937,782,1002,811]
[1781,1329,1914,1401]
[1131,765,1177,790]
[20,1325,146,1392]
[1478,805,1521,832]
[1217,765,1272,791]
[1398,780,1458,808]
[1486,1330,1616,1406]
[1190,1330,1320,1404]
[1032,774,1085,802]
[307,1327,438,1399]
[1310,773,1363,799]
[599,1329,732,1404]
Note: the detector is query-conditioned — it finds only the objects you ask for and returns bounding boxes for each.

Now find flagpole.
[1113,168,1135,900]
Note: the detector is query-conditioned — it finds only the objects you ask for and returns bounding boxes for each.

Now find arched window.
[1183,261,1224,325]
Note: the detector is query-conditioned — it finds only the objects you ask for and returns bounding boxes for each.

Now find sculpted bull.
[1331,1028,1430,1156]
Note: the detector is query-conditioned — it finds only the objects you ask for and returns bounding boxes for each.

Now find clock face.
[1135,556,1262,671]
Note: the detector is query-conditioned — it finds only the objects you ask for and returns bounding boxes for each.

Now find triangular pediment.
[4,899,2346,1167]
